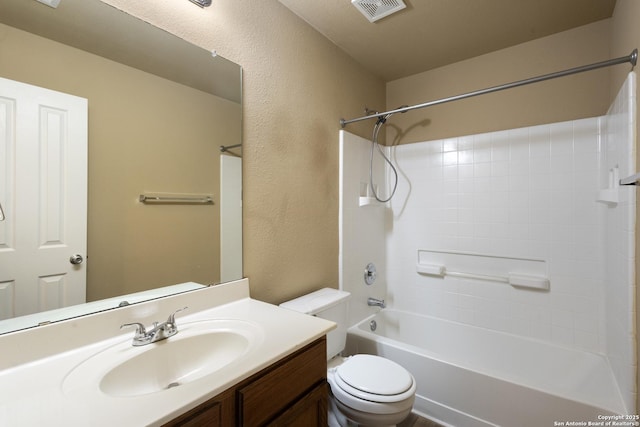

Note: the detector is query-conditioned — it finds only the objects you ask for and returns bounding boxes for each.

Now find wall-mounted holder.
[359,182,382,207]
[359,196,380,207]
[416,249,550,291]
[139,193,214,204]
[417,263,550,290]
[620,171,640,186]
[596,166,621,205]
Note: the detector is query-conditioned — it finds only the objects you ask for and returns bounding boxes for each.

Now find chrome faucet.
[121,307,188,346]
[367,297,386,309]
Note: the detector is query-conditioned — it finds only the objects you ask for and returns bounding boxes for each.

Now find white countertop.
[0,279,334,426]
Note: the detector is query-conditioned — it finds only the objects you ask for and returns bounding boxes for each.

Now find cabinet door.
[163,338,327,427]
[238,339,327,426]
[162,389,234,427]
[268,382,328,427]
[164,401,221,427]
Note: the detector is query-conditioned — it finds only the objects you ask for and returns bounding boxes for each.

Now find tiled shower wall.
[339,72,636,412]
[602,72,636,412]
[385,118,605,350]
[339,131,387,327]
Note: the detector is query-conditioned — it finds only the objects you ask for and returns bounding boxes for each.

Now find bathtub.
[345,309,626,427]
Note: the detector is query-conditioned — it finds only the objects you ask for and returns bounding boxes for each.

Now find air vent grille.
[351,0,407,23]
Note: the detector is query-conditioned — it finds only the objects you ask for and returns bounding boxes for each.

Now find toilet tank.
[280,288,351,360]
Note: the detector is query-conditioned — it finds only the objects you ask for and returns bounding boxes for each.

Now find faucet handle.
[120,322,147,337]
[166,306,188,326]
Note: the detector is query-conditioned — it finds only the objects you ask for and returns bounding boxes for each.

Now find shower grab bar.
[340,49,638,128]
[139,193,214,204]
[220,143,242,152]
[416,263,550,291]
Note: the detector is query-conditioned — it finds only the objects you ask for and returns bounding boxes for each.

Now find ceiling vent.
[351,0,406,23]
[35,0,61,8]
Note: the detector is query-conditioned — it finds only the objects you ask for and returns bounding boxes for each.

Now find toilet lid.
[336,354,413,396]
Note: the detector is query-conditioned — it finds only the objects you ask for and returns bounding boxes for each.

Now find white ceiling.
[278,0,617,81]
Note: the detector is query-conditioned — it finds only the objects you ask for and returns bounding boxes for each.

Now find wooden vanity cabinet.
[161,391,232,427]
[163,337,328,427]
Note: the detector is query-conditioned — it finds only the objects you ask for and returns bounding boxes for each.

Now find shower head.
[376,114,393,126]
[35,0,61,8]
[375,105,409,125]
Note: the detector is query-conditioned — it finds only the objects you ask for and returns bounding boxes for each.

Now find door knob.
[69,254,84,265]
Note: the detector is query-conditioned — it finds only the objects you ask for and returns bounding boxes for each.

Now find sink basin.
[100,330,248,397]
[63,319,263,398]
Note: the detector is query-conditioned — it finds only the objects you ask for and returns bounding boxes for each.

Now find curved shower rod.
[340,48,638,128]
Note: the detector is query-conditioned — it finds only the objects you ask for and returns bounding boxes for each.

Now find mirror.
[0,0,242,334]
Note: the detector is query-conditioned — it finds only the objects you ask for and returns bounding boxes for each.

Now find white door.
[220,154,242,282]
[0,77,88,320]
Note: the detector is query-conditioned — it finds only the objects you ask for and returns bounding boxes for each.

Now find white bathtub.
[345,309,625,427]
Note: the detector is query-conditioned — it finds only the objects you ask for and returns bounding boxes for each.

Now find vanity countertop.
[0,279,334,426]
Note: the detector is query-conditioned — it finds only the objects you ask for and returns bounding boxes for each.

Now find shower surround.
[339,72,637,415]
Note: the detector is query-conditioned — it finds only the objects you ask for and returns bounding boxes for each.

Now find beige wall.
[101,0,386,303]
[0,23,241,300]
[609,0,640,413]
[386,19,612,145]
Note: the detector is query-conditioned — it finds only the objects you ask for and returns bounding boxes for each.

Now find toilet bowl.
[328,355,416,426]
[280,288,416,427]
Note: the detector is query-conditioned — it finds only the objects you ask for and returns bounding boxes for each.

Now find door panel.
[0,77,88,319]
[220,155,242,283]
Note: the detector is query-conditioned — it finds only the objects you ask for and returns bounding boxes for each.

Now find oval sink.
[101,330,248,397]
[63,319,263,398]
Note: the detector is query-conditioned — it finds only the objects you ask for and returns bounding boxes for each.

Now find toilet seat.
[328,355,416,416]
[335,354,414,402]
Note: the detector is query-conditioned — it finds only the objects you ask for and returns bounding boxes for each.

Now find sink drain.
[166,382,181,389]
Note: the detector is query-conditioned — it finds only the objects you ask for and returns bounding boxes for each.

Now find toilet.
[280,288,416,427]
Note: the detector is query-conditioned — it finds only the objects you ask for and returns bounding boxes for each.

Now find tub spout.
[367,297,386,309]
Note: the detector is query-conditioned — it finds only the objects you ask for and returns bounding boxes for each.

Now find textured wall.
[386,20,612,145]
[338,131,388,327]
[100,0,386,303]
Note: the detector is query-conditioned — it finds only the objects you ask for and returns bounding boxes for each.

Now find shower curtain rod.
[220,143,242,152]
[340,49,638,128]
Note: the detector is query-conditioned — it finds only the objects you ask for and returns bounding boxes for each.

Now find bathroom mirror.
[0,0,242,334]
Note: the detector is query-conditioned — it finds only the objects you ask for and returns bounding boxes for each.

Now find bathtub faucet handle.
[364,263,377,285]
[367,297,386,309]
